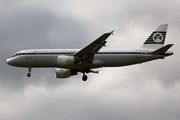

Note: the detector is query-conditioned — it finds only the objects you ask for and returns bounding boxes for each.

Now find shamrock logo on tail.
[153,33,163,43]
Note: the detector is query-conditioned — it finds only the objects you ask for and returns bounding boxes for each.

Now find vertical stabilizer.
[141,24,168,49]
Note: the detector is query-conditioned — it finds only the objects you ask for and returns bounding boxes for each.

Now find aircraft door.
[26,49,32,59]
[136,49,141,58]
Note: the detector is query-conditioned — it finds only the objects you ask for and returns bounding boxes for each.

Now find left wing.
[75,31,114,61]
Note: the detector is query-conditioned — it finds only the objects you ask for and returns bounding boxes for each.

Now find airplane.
[6,24,173,81]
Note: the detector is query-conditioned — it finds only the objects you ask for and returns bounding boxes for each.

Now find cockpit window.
[11,53,21,57]
[11,54,16,57]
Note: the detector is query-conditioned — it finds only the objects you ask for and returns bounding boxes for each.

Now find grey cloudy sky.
[1,0,180,120]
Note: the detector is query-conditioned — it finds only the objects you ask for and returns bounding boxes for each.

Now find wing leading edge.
[75,31,114,60]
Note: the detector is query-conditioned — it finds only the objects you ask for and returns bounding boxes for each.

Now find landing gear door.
[136,49,141,58]
[26,49,32,59]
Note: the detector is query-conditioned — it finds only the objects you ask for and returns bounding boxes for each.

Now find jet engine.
[55,68,77,78]
[57,56,81,67]
[56,69,71,78]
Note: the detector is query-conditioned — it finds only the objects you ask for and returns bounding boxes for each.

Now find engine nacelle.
[55,69,71,78]
[57,56,81,67]
[57,56,74,67]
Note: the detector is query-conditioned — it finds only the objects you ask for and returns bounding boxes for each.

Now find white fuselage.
[6,49,172,69]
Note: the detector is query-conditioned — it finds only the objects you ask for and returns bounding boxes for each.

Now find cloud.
[0,78,180,120]
[0,3,90,91]
[0,0,180,120]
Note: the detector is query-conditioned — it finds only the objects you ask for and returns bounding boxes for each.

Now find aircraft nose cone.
[6,57,22,67]
[6,58,14,66]
[6,58,11,65]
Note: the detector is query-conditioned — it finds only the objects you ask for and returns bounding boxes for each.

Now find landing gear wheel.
[27,73,31,77]
[85,67,90,73]
[27,67,31,77]
[82,75,88,81]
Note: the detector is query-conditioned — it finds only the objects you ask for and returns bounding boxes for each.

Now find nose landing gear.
[27,67,31,77]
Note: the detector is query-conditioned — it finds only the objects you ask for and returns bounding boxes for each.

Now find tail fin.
[141,24,168,49]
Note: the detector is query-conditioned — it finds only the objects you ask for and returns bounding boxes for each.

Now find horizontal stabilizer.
[151,44,173,55]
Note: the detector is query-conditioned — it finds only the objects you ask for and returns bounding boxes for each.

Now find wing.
[75,31,114,61]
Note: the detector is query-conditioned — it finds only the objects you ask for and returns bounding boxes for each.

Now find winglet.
[110,30,114,35]
[151,44,173,55]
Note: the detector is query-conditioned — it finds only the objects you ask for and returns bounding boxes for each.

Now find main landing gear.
[82,67,99,81]
[82,67,100,81]
[82,74,88,81]
[82,67,90,81]
[27,67,31,77]
[85,67,90,73]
